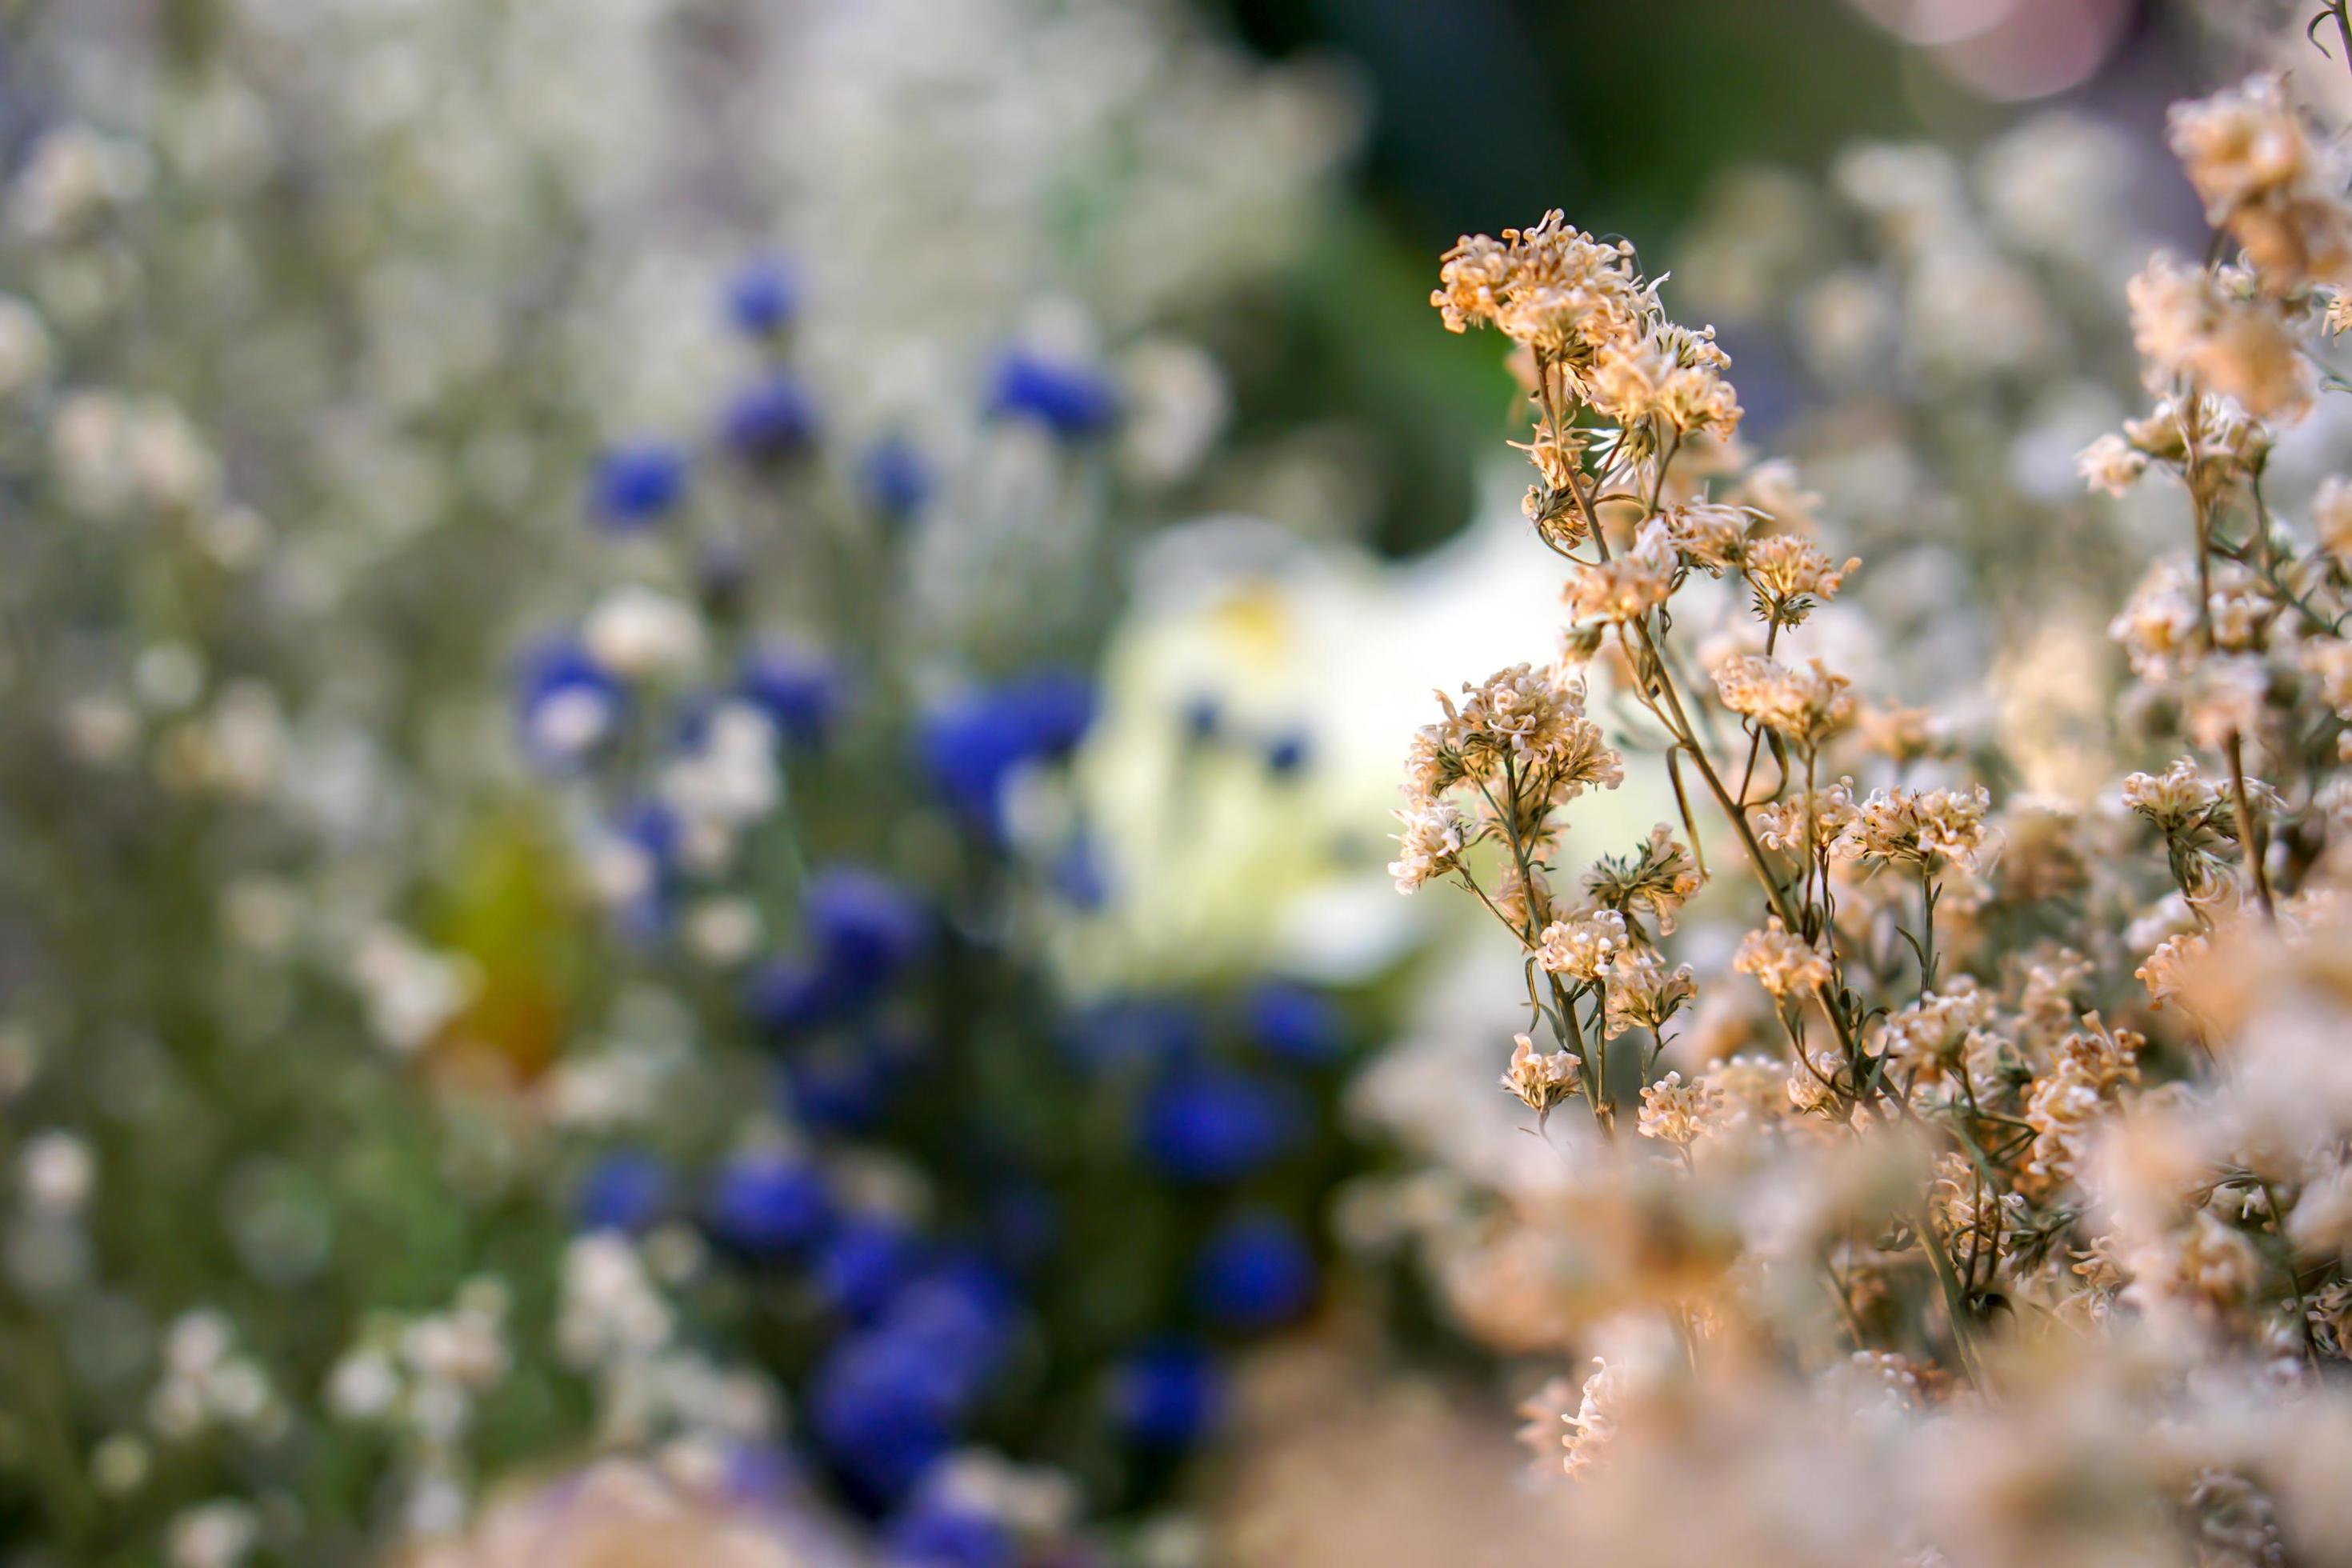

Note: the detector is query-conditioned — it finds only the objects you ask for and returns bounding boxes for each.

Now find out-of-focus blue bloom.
[590,441,687,527]
[884,1503,1016,1568]
[726,256,799,337]
[986,349,1118,438]
[1048,834,1111,910]
[1181,693,1223,744]
[514,635,626,770]
[1193,1212,1316,1333]
[722,1442,802,1507]
[862,436,932,522]
[921,671,1096,838]
[1110,1340,1222,1448]
[783,1043,894,1135]
[738,642,846,750]
[707,1153,831,1258]
[575,1151,670,1234]
[745,954,847,1037]
[1263,728,1313,777]
[806,867,930,994]
[882,1261,1016,1401]
[1138,1069,1298,1183]
[818,1216,930,1322]
[810,1332,962,1508]
[1059,995,1206,1074]
[722,373,822,462]
[1244,980,1348,1067]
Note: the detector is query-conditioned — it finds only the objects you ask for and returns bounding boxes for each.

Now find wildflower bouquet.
[1386,48,2352,1565]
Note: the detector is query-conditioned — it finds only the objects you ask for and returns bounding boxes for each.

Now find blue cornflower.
[1193,1211,1316,1333]
[1244,979,1349,1067]
[706,1153,831,1258]
[574,1150,670,1234]
[806,866,930,994]
[919,670,1096,838]
[737,642,845,750]
[1263,727,1313,778]
[722,372,821,463]
[1137,1068,1299,1183]
[809,1333,962,1506]
[726,256,799,338]
[782,1042,894,1135]
[589,441,687,527]
[986,349,1118,438]
[1110,1339,1223,1448]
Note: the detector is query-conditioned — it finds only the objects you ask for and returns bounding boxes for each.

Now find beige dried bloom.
[1587,321,1743,440]
[1514,1376,1579,1468]
[1533,906,1630,981]
[2167,74,2352,292]
[1583,823,1702,938]
[1732,917,1833,1002]
[1878,978,2002,1082]
[2022,1016,2142,1192]
[2126,254,2312,422]
[1636,1071,1719,1146]
[1431,211,1654,375]
[1602,949,1697,1040]
[2136,929,2210,1010]
[1834,785,1994,873]
[1562,521,1678,626]
[1712,654,1857,749]
[2078,432,2149,497]
[1403,664,1624,806]
[1740,533,1860,626]
[2123,757,2223,834]
[1661,499,1754,573]
[1501,1032,1582,1122]
[1753,781,1859,855]
[1388,800,1469,894]
[1558,1357,1622,1479]
[2314,476,2352,560]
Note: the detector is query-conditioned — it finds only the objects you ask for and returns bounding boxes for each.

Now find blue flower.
[1048,833,1111,910]
[722,373,821,463]
[1111,1340,1222,1448]
[810,1333,961,1507]
[514,635,626,770]
[1244,980,1348,1067]
[575,1151,670,1234]
[782,1042,894,1135]
[726,256,799,337]
[806,867,930,994]
[862,436,932,522]
[1059,995,1206,1074]
[880,1261,1016,1402]
[884,1503,1015,1568]
[589,442,687,527]
[1263,728,1313,778]
[987,349,1118,438]
[1193,1211,1316,1333]
[1138,1069,1299,1183]
[920,671,1096,838]
[817,1216,930,1322]
[738,642,845,750]
[706,1153,831,1258]
[744,954,849,1037]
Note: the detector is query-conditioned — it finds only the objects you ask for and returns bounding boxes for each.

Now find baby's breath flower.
[2167,74,2352,293]
[1601,949,1696,1040]
[1586,321,1743,440]
[1558,1357,1622,1479]
[2021,1015,2141,1192]
[1712,654,1857,749]
[1636,1071,1718,1146]
[1562,521,1678,626]
[1431,212,1654,377]
[2314,476,2352,561]
[2136,929,2210,1011]
[1660,499,1752,573]
[1740,533,1860,627]
[1389,800,1470,894]
[1532,906,1630,981]
[1403,665,1622,806]
[2122,757,2221,834]
[1877,978,2002,1083]
[2126,254,2312,422]
[2078,432,2149,497]
[1753,781,1859,855]
[1732,917,1833,1002]
[1500,1032,1582,1122]
[1834,784,1993,874]
[1584,824,1702,938]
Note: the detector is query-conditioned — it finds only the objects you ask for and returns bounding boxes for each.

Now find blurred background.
[0,0,2319,1564]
